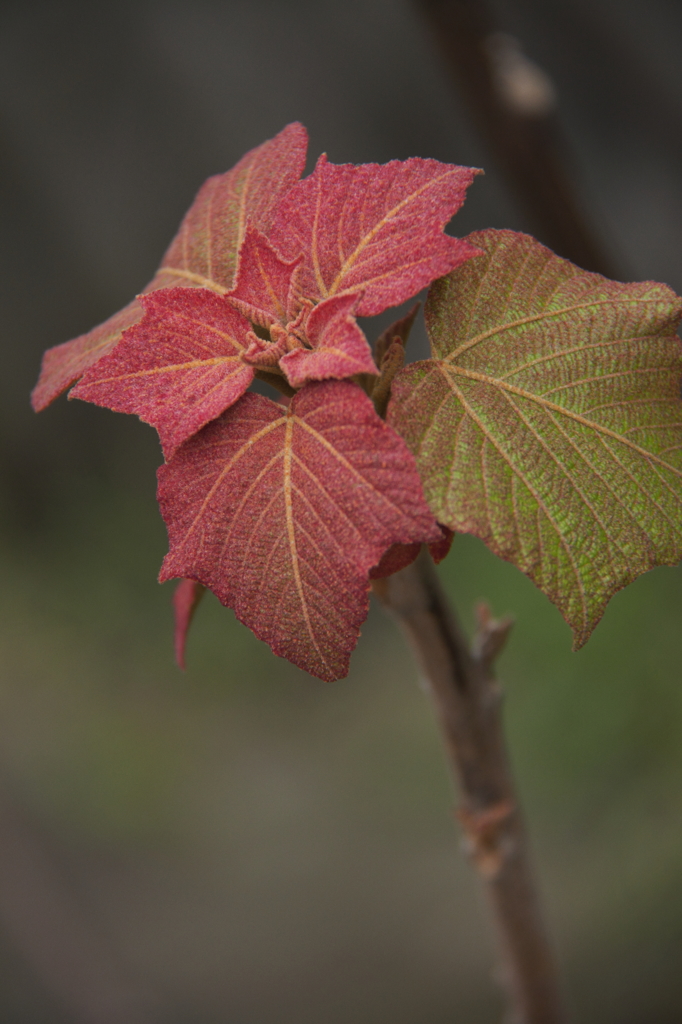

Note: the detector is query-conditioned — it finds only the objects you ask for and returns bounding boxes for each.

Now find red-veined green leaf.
[388,229,682,647]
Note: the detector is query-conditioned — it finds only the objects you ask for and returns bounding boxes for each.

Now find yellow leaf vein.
[86,356,245,386]
[440,364,682,480]
[443,297,672,364]
[239,485,285,573]
[283,416,328,672]
[440,375,588,629]
[498,335,656,381]
[592,433,682,541]
[292,418,411,520]
[292,454,365,551]
[181,417,287,546]
[501,393,633,571]
[540,364,668,398]
[327,169,458,296]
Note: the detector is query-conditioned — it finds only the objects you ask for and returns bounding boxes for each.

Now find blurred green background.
[1,1,682,1021]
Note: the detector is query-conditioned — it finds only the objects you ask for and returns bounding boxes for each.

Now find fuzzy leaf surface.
[374,302,421,364]
[160,122,307,292]
[158,381,440,681]
[225,225,303,328]
[280,294,378,387]
[32,123,307,410]
[389,229,682,646]
[269,155,481,317]
[71,289,255,458]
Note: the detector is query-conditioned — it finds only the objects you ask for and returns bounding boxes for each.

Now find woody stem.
[373,547,566,1024]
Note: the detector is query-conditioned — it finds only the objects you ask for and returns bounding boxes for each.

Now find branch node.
[472,602,514,668]
[377,550,565,1022]
[457,798,517,879]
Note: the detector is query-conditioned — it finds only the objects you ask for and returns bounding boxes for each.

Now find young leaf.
[224,225,303,328]
[279,293,378,387]
[388,229,682,647]
[158,381,441,681]
[268,155,482,317]
[173,579,206,670]
[31,122,307,411]
[70,289,255,458]
[160,122,307,292]
[371,338,406,419]
[374,302,421,365]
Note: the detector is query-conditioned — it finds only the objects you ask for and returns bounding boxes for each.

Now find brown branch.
[415,0,620,279]
[373,548,566,1024]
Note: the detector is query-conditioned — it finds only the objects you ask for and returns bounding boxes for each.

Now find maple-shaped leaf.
[70,289,255,458]
[158,381,440,681]
[173,579,205,670]
[31,123,307,411]
[388,229,682,647]
[268,154,482,317]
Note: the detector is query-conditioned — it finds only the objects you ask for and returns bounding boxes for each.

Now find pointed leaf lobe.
[158,381,440,680]
[71,289,255,457]
[269,155,481,317]
[389,229,682,646]
[32,123,307,409]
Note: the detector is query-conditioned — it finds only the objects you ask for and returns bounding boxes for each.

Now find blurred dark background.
[1,1,682,1021]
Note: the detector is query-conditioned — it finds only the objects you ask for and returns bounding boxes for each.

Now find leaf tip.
[570,629,591,653]
[172,578,206,670]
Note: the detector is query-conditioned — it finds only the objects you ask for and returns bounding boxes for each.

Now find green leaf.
[388,229,682,647]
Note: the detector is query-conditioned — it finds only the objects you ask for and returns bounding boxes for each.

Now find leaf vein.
[444,297,671,364]
[442,364,682,479]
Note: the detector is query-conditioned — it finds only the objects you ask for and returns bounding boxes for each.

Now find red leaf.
[157,381,440,681]
[429,525,454,564]
[369,542,421,579]
[280,294,378,388]
[31,290,167,413]
[369,525,454,580]
[173,579,206,670]
[160,124,307,291]
[225,225,303,328]
[71,289,255,458]
[269,155,482,317]
[32,123,307,411]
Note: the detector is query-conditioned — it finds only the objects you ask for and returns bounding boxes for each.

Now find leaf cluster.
[33,125,682,679]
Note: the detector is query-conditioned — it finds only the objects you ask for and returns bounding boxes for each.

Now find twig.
[415,0,619,278]
[373,547,565,1024]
